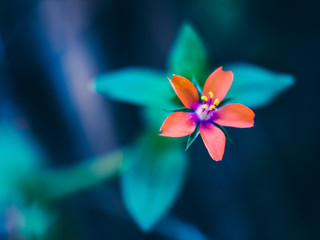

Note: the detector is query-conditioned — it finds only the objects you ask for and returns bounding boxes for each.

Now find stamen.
[209,91,214,99]
[209,105,215,111]
[202,104,208,109]
[201,96,208,102]
[214,98,220,106]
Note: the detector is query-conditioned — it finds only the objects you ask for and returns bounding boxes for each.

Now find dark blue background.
[0,0,319,239]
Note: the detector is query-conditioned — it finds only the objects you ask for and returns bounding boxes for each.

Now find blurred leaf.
[143,107,170,130]
[167,23,209,85]
[121,133,188,232]
[142,106,193,131]
[1,199,55,240]
[93,67,175,108]
[21,150,123,201]
[225,63,295,109]
[156,216,209,240]
[0,123,43,201]
[20,203,55,239]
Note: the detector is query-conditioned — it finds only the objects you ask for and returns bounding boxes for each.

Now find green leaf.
[167,23,209,85]
[121,133,188,232]
[93,68,176,108]
[224,63,295,109]
[185,122,200,150]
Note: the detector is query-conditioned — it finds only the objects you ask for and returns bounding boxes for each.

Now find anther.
[201,96,208,102]
[209,91,214,99]
[214,98,220,106]
[209,105,215,111]
[202,104,208,109]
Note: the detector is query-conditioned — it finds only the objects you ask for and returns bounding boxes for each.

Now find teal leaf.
[167,23,209,85]
[156,216,209,240]
[0,122,44,201]
[143,107,171,129]
[224,63,295,109]
[20,203,55,239]
[144,106,193,130]
[93,68,175,108]
[0,197,55,239]
[186,122,200,150]
[121,133,188,232]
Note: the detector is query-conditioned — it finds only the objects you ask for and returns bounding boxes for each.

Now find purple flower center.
[196,104,217,121]
[195,91,220,122]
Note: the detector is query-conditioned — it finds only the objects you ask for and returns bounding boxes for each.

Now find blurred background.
[0,0,319,239]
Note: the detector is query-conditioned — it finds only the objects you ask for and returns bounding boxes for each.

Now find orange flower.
[159,67,255,161]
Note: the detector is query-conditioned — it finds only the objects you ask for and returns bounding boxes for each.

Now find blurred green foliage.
[121,133,187,231]
[19,203,55,240]
[94,68,175,109]
[0,122,52,239]
[0,122,43,201]
[0,122,123,239]
[225,63,295,108]
[21,150,123,202]
[167,23,209,84]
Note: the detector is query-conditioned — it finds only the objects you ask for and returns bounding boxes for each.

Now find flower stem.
[20,149,123,202]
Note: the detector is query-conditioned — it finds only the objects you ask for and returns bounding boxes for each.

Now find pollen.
[201,96,208,102]
[209,105,215,111]
[214,98,220,106]
[202,104,208,109]
[209,91,214,99]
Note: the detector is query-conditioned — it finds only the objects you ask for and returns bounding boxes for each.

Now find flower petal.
[200,123,226,161]
[203,67,233,103]
[214,103,255,128]
[169,75,200,109]
[160,112,198,137]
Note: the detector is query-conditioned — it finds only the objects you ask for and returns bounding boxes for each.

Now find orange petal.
[169,75,199,109]
[160,112,198,137]
[203,67,233,103]
[200,123,226,161]
[214,103,255,128]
